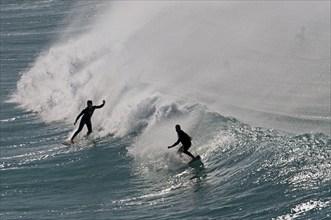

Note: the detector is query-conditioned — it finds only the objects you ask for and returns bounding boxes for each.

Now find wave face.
[1,1,330,219]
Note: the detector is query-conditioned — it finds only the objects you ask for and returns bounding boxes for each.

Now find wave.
[2,97,330,218]
[9,1,330,136]
[6,1,331,198]
[5,0,331,192]
[122,109,331,219]
[2,1,331,219]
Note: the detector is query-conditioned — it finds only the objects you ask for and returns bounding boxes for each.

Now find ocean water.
[1,1,330,219]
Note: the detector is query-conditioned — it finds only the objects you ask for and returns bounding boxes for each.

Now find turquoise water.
[1,1,330,219]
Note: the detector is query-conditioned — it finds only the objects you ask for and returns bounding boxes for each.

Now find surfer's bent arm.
[168,139,180,148]
[74,110,84,124]
[94,100,105,109]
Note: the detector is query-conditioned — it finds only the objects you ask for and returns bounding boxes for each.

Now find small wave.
[273,200,331,220]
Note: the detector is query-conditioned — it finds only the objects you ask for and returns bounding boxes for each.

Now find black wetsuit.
[173,130,195,159]
[71,104,104,141]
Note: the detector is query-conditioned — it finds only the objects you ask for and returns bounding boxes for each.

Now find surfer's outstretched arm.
[94,100,105,109]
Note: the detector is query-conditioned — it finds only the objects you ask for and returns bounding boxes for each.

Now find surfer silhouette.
[168,124,196,160]
[70,100,105,143]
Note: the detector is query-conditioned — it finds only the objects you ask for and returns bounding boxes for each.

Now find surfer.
[168,124,196,160]
[70,100,105,143]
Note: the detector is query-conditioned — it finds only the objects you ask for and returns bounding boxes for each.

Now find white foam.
[11,1,330,136]
[273,200,331,220]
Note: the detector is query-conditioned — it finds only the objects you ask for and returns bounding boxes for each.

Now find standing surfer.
[70,100,105,143]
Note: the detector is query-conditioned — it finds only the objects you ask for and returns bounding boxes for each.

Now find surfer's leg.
[183,150,195,159]
[183,144,195,159]
[85,120,92,137]
[71,120,85,142]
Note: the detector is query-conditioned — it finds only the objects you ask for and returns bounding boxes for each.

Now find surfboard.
[188,155,203,167]
[189,155,201,163]
[62,135,102,146]
[62,140,74,146]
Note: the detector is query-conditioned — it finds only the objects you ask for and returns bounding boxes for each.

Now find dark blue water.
[1,1,330,219]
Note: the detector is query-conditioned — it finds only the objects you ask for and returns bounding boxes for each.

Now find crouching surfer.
[168,124,199,162]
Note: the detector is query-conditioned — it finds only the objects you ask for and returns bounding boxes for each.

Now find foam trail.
[11,1,330,135]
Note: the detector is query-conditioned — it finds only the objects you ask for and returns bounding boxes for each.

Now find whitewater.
[1,1,330,219]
